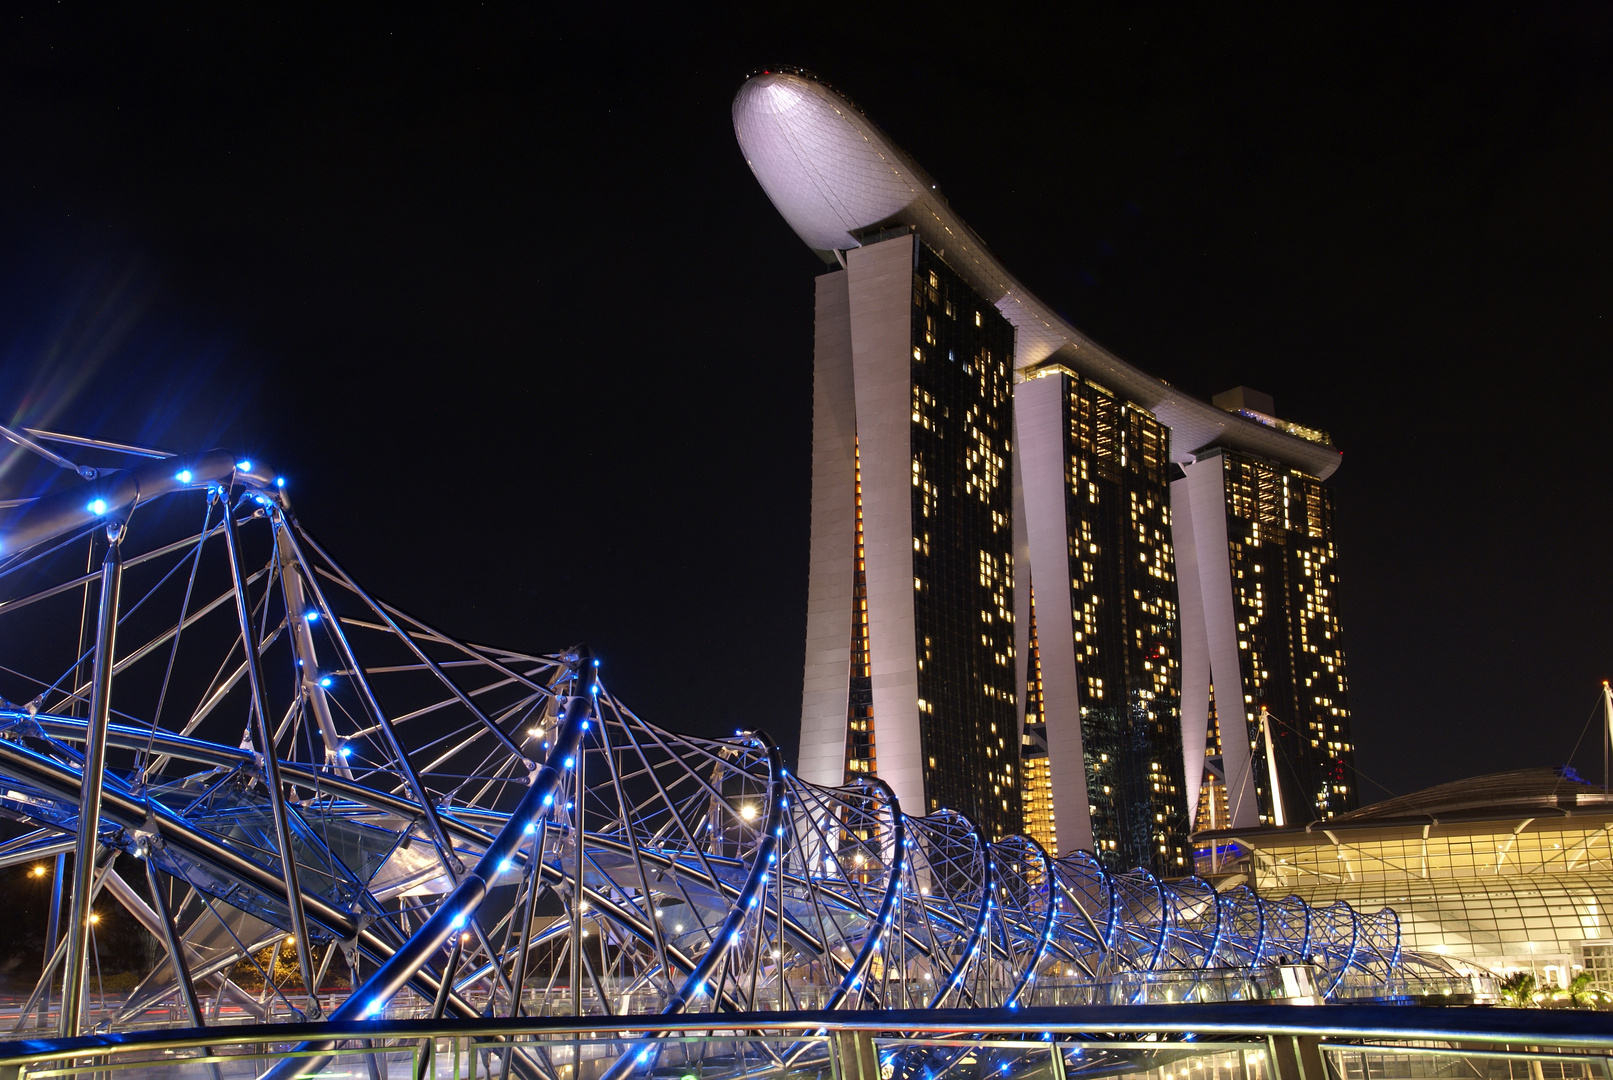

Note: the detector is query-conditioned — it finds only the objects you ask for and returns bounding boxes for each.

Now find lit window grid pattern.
[1021,753,1056,856]
[1582,943,1613,991]
[1021,586,1057,854]
[1232,825,1613,984]
[1267,869,1613,988]
[1222,450,1355,825]
[1196,682,1231,830]
[908,247,1019,840]
[845,437,876,782]
[1253,825,1613,888]
[1058,372,1190,874]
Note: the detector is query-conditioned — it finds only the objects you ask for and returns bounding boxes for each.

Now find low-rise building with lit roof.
[1198,766,1613,989]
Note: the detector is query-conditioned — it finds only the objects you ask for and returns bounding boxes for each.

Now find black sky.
[0,4,1609,804]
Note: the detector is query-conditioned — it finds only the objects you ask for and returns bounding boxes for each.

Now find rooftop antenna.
[1260,704,1287,828]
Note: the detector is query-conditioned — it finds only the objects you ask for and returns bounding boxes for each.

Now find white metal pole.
[1261,706,1286,829]
[60,525,121,1037]
[1603,681,1611,793]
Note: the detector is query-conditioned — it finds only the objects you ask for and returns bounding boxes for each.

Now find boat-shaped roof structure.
[733,69,1342,479]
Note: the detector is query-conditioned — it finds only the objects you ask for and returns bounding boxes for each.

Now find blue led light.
[450,913,466,929]
[275,477,285,488]
[524,822,536,834]
[319,676,333,688]
[236,460,251,472]
[564,756,574,768]
[498,859,513,873]
[592,658,600,667]
[87,498,108,515]
[543,794,553,806]
[175,469,193,483]
[338,746,351,758]
[304,611,320,623]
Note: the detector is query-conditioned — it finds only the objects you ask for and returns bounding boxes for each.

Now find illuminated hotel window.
[1212,447,1356,823]
[900,244,1018,840]
[1021,364,1189,874]
[1020,586,1056,853]
[844,438,876,784]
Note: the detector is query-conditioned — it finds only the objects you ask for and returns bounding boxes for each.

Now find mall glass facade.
[1204,785,1613,988]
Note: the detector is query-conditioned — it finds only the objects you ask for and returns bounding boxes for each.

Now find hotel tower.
[734,70,1356,873]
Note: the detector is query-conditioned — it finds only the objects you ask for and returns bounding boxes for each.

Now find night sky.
[0,5,1608,805]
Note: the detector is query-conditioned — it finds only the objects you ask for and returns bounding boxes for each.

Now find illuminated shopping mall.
[1199,765,1613,990]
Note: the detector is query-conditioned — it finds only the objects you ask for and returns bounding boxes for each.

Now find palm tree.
[1554,971,1608,1010]
[1500,971,1539,1007]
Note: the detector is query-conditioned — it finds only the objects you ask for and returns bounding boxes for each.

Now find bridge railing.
[0,1005,1610,1080]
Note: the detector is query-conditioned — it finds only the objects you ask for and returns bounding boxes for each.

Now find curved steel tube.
[0,441,1459,1069]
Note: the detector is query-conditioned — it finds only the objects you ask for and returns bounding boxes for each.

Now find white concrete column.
[845,236,925,819]
[1170,471,1210,829]
[796,270,858,789]
[1014,374,1095,853]
[1177,456,1259,828]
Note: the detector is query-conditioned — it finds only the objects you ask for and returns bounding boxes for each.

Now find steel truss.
[0,439,1450,1058]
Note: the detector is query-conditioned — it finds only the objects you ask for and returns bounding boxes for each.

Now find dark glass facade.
[845,439,875,780]
[909,243,1020,841]
[1213,447,1356,824]
[1048,367,1190,874]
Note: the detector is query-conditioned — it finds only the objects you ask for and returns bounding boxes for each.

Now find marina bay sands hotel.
[734,70,1354,875]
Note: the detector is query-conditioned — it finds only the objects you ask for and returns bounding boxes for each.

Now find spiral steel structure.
[0,433,1451,1061]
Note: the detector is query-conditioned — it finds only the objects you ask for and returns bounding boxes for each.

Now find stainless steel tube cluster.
[0,441,1446,1051]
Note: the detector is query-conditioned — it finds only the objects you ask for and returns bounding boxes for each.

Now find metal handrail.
[4,1004,1613,1065]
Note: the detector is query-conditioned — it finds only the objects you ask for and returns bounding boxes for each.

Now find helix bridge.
[0,430,1464,1080]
